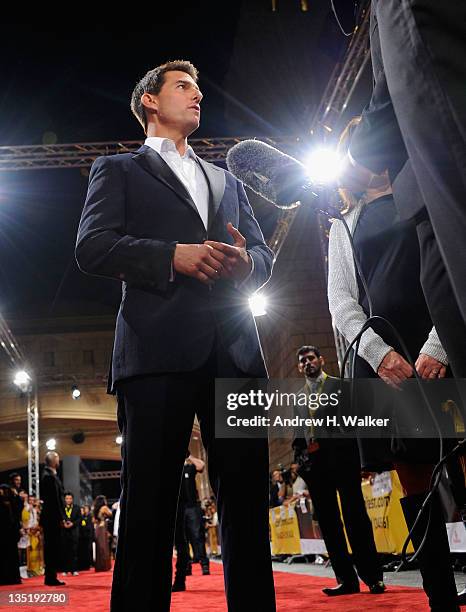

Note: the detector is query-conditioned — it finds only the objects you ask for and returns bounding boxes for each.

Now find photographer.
[269,470,285,508]
[292,345,384,597]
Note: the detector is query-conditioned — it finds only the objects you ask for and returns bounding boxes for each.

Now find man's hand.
[415,353,447,379]
[377,350,413,389]
[173,243,225,285]
[204,223,252,283]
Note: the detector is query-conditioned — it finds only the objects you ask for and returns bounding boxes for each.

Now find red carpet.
[0,562,445,611]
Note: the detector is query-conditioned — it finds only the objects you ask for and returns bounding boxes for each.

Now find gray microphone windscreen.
[226,140,309,208]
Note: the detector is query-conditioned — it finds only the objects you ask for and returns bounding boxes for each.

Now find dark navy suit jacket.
[76,145,274,391]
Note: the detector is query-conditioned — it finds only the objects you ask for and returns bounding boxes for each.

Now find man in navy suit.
[76,60,276,612]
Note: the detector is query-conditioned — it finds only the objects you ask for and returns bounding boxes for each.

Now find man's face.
[13,476,21,489]
[151,70,203,137]
[65,495,73,506]
[298,351,323,378]
[29,496,36,506]
[48,452,60,469]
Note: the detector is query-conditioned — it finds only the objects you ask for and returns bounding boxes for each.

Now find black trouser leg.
[400,492,459,611]
[110,374,195,612]
[337,463,382,585]
[173,504,189,583]
[302,462,358,586]
[196,355,276,612]
[184,505,208,568]
[43,526,61,582]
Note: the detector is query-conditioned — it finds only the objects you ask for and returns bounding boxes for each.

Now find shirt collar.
[144,137,195,160]
[305,371,327,389]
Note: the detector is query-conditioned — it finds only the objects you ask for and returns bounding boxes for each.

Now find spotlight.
[46,438,57,451]
[249,294,267,317]
[13,370,32,393]
[304,147,343,185]
[71,385,81,400]
[115,435,123,445]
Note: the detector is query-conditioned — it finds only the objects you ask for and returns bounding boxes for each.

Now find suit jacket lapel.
[195,155,226,230]
[132,145,200,217]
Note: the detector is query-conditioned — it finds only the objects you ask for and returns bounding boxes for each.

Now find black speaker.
[71,431,85,444]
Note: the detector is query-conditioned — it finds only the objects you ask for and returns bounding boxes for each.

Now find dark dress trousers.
[40,467,65,583]
[61,504,81,572]
[292,376,382,588]
[179,463,209,568]
[76,145,276,612]
[77,514,94,571]
[350,1,466,378]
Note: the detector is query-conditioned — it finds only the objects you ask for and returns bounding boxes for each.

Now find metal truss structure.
[0,312,40,496]
[0,136,298,171]
[27,387,40,498]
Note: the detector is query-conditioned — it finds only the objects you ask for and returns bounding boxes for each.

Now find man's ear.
[320,356,325,368]
[141,92,158,114]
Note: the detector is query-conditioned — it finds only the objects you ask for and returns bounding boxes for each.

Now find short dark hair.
[64,491,74,498]
[9,472,20,481]
[130,60,199,133]
[296,345,321,359]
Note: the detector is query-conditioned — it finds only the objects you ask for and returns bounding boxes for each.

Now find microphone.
[226,139,315,209]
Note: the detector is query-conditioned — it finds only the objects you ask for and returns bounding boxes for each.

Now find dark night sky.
[0,3,367,320]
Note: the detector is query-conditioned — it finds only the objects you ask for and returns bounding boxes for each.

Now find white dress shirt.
[144,137,209,229]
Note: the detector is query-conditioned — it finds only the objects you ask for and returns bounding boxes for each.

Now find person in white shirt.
[76,59,276,612]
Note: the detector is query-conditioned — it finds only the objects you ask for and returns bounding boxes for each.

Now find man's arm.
[76,156,177,292]
[339,8,406,191]
[236,181,274,292]
[205,180,274,292]
[187,454,205,473]
[71,506,81,528]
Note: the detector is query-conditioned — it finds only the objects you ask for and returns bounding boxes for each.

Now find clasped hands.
[377,350,446,389]
[173,222,251,285]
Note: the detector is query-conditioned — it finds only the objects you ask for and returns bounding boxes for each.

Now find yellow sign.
[269,471,414,555]
[361,470,414,554]
[269,505,301,555]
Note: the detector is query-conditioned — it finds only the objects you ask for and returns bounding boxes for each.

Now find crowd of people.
[0,465,118,586]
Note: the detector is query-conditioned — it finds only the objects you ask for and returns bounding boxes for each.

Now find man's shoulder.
[195,156,236,184]
[324,374,341,384]
[91,152,136,170]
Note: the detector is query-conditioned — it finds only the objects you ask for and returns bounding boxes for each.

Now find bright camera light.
[14,370,31,387]
[13,370,32,393]
[46,438,57,451]
[116,435,123,445]
[71,385,81,400]
[249,294,267,317]
[304,147,342,184]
